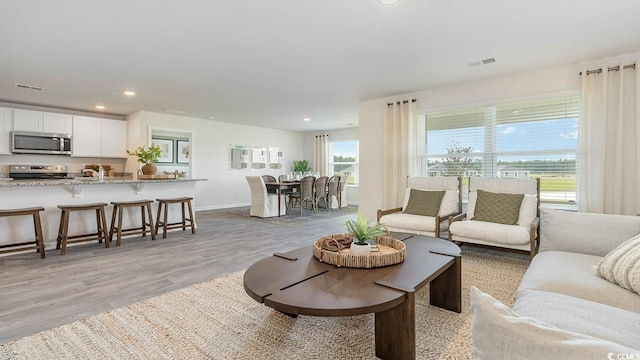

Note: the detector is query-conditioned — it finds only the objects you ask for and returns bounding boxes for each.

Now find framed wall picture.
[151,138,174,163]
[177,140,190,164]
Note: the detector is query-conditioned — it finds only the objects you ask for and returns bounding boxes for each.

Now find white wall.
[127,111,304,210]
[358,51,640,220]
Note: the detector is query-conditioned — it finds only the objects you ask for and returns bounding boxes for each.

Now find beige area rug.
[0,252,528,360]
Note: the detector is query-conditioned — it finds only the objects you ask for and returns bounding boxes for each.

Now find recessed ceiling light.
[95,105,105,110]
[303,118,311,122]
[123,90,136,96]
[378,0,399,4]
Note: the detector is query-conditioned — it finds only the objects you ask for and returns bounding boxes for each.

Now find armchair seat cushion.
[449,220,530,245]
[380,212,448,233]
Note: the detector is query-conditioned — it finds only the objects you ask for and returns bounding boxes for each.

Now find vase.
[141,163,157,175]
[350,241,371,256]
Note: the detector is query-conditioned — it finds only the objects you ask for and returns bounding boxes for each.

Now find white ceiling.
[1,0,639,132]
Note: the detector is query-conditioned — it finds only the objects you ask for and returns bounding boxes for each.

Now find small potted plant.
[127,145,162,175]
[345,211,386,255]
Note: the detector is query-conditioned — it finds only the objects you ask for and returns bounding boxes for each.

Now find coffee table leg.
[375,292,415,360]
[429,256,462,313]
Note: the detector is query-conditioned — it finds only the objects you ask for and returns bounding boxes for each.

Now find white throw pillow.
[470,286,638,360]
[593,233,640,295]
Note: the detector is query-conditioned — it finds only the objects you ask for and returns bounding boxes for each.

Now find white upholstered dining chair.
[246,176,287,218]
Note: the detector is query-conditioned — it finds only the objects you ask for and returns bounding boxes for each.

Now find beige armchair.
[377,176,462,238]
[448,177,540,259]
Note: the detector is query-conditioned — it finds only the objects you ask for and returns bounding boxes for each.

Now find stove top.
[9,164,70,179]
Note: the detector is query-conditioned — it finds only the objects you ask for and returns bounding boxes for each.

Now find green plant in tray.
[345,211,386,245]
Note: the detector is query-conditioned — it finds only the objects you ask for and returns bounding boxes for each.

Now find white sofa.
[377,177,461,238]
[471,208,640,359]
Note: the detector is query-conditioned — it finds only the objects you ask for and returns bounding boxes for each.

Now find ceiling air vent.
[15,83,45,91]
[468,58,497,67]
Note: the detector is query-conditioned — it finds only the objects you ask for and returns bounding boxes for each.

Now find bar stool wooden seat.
[0,207,46,258]
[56,203,109,255]
[109,200,156,246]
[155,197,195,238]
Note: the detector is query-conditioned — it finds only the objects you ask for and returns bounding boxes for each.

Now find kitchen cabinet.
[13,109,72,135]
[0,107,13,154]
[72,116,127,158]
[100,119,127,158]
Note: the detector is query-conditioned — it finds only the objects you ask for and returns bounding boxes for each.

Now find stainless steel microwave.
[11,131,72,155]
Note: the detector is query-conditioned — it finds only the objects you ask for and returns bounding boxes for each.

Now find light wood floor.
[0,205,358,344]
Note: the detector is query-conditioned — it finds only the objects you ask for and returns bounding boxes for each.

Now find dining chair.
[327,175,341,210]
[313,176,330,212]
[246,176,286,218]
[288,176,315,216]
[262,175,277,193]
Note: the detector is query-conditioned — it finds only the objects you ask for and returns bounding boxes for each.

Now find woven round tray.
[312,233,406,268]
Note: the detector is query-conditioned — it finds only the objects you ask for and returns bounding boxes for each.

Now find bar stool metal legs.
[56,203,109,255]
[109,200,156,246]
[155,197,195,239]
[0,207,46,258]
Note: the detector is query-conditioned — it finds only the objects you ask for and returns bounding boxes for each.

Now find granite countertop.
[0,177,207,187]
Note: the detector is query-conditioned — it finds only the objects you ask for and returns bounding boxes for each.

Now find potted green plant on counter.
[345,211,386,255]
[127,145,162,175]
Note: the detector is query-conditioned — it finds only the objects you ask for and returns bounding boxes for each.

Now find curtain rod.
[387,99,417,106]
[579,63,636,76]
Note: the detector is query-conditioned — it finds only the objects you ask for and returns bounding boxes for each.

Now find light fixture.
[378,0,399,4]
[95,105,105,110]
[123,90,136,96]
[303,118,311,122]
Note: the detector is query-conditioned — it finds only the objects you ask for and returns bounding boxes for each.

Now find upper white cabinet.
[100,119,127,158]
[13,109,72,135]
[72,116,127,158]
[0,107,13,154]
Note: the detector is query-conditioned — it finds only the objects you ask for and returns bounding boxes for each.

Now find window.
[330,140,359,184]
[418,96,579,206]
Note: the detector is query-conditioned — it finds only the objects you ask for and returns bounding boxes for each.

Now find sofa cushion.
[379,212,439,233]
[514,289,640,350]
[517,251,640,313]
[594,233,640,295]
[470,287,637,360]
[402,188,458,217]
[403,189,444,217]
[449,220,531,245]
[472,190,524,225]
[539,207,640,256]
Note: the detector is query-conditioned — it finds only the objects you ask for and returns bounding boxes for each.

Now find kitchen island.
[0,178,206,252]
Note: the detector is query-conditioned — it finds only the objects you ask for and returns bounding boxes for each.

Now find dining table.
[264,181,300,217]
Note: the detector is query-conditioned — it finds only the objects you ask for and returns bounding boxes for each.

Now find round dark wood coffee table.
[243,234,461,360]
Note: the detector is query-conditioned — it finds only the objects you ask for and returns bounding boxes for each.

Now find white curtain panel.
[313,134,330,176]
[383,100,418,209]
[579,62,639,215]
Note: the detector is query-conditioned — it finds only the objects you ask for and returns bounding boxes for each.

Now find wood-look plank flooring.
[0,206,357,344]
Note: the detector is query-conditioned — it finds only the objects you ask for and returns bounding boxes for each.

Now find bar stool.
[56,203,109,255]
[0,207,46,258]
[109,200,156,246]
[155,197,195,238]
